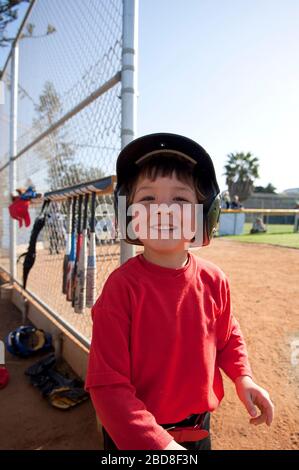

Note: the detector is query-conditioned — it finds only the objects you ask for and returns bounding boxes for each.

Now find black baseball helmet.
[115,133,221,246]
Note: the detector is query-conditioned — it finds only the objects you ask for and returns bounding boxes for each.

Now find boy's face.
[131,172,198,253]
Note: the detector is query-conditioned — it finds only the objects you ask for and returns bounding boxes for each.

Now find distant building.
[282,188,299,196]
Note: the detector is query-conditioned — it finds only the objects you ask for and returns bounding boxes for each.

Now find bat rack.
[42,175,117,202]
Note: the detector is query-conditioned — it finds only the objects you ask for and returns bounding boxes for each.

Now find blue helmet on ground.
[5,326,52,357]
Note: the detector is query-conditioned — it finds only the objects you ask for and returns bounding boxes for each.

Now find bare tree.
[34,81,104,190]
[0,0,29,48]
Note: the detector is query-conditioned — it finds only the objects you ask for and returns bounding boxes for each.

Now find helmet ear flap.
[189,194,221,248]
[204,195,221,246]
[5,330,19,356]
[14,326,36,357]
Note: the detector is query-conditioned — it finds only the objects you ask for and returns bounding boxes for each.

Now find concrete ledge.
[0,283,12,301]
[0,270,11,284]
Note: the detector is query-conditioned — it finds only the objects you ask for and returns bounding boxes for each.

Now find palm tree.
[224,152,259,202]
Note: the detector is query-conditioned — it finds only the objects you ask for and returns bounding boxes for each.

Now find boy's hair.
[124,153,206,206]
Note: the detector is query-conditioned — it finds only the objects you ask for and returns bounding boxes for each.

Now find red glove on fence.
[9,198,31,228]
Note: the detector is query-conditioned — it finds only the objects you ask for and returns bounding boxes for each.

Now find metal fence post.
[120,0,138,264]
[9,42,19,282]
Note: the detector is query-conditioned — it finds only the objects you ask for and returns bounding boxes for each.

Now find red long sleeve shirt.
[85,252,252,450]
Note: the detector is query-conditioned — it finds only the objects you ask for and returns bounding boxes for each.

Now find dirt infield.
[1,238,298,450]
[198,240,299,450]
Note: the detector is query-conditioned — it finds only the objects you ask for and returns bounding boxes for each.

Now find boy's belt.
[163,413,209,443]
[166,426,209,442]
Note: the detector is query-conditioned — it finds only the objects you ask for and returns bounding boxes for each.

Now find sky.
[1,0,299,193]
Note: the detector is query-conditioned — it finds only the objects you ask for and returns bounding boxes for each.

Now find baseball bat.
[66,196,77,301]
[86,191,97,308]
[62,198,72,295]
[74,193,89,313]
[72,194,83,307]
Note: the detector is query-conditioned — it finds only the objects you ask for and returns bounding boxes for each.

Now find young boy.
[85,133,274,450]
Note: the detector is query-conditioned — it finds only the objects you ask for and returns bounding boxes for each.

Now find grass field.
[223,223,299,248]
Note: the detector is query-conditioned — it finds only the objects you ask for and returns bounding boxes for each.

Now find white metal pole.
[9,42,19,282]
[120,0,138,264]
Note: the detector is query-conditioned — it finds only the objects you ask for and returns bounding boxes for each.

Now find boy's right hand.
[163,440,187,450]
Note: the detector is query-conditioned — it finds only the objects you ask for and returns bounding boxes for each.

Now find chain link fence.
[0,0,138,346]
[0,61,11,261]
